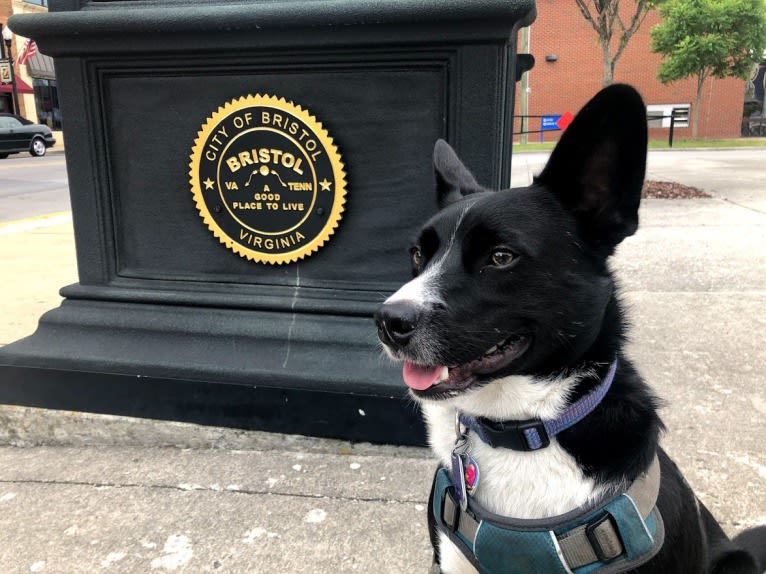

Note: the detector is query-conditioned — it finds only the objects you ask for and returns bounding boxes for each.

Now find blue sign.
[541,115,562,131]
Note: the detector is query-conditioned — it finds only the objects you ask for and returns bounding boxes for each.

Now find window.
[646,104,690,128]
[33,78,61,130]
[0,116,23,129]
[24,0,49,6]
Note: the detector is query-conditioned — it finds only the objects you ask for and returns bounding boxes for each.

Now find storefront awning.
[26,52,56,82]
[0,76,34,94]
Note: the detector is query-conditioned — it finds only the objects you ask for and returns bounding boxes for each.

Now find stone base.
[0,298,426,446]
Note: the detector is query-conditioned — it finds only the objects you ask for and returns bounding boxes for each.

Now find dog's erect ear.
[536,84,648,256]
[433,139,482,209]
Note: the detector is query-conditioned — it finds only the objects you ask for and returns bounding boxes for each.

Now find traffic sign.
[556,111,574,130]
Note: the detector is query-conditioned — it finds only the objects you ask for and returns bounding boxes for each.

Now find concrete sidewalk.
[1,149,765,573]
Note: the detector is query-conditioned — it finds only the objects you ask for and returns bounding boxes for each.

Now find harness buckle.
[478,417,551,451]
[585,513,623,564]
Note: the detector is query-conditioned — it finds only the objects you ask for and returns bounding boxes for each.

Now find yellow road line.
[0,211,73,236]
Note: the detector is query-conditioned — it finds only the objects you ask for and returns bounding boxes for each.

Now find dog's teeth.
[486,345,498,354]
[430,367,448,386]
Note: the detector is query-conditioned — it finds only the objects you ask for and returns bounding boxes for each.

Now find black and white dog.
[375,85,766,573]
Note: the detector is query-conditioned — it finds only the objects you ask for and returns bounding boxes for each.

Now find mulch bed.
[642,180,711,199]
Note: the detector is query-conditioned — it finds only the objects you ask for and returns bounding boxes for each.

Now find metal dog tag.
[450,449,468,511]
[451,411,480,511]
[451,432,480,511]
[463,454,480,495]
[450,451,481,512]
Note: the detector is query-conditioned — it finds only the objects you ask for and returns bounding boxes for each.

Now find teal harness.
[430,456,665,573]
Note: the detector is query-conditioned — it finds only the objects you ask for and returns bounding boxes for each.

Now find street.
[0,153,69,223]
[0,152,75,349]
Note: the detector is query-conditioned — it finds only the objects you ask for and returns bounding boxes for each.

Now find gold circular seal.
[189,94,347,264]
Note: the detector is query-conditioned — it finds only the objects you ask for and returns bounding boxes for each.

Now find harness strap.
[434,456,663,573]
[560,455,662,567]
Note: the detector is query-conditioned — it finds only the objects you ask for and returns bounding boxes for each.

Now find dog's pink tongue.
[403,362,443,390]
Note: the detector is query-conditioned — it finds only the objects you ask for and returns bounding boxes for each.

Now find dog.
[375,84,766,573]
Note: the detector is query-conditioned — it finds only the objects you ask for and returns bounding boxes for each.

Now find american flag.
[17,40,38,66]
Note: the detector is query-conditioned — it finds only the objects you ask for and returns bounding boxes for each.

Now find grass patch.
[648,138,766,149]
[512,142,556,152]
[513,138,766,153]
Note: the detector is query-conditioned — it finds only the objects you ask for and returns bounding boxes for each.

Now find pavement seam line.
[0,478,428,505]
[719,197,766,216]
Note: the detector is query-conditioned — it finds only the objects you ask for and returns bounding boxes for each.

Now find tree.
[651,0,766,136]
[575,0,656,86]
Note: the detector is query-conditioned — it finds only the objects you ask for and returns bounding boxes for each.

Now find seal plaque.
[189,95,346,264]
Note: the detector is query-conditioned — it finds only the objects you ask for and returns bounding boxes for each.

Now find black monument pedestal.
[0,0,535,446]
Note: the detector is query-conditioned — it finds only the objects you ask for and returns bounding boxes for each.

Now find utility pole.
[1,23,20,116]
[519,26,530,145]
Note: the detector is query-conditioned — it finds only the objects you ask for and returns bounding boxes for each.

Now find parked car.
[0,113,56,158]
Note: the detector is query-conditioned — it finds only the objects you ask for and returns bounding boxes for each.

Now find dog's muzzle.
[374,301,421,350]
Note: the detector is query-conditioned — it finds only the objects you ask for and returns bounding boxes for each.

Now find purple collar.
[459,360,618,451]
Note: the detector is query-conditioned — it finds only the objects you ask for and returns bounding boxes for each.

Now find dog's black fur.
[376,84,766,573]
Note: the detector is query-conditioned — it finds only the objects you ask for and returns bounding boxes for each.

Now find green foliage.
[651,0,766,83]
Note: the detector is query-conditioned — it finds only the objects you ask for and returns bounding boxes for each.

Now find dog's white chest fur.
[421,374,606,574]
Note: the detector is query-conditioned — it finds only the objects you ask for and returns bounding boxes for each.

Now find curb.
[0,404,430,457]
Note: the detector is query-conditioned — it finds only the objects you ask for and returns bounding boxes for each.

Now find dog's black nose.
[375,302,420,348]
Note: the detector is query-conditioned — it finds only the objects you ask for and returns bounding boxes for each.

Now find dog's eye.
[410,246,425,268]
[490,249,515,267]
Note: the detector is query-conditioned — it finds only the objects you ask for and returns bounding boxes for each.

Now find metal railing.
[514,107,691,147]
[742,115,766,137]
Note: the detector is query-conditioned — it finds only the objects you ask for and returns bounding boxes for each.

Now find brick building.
[518,0,746,141]
[0,0,31,118]
[1,0,56,125]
